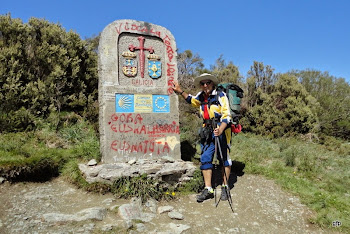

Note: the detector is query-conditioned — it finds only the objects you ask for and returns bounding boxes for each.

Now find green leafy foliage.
[242,73,318,137]
[0,14,98,132]
[210,54,243,85]
[245,61,276,111]
[291,69,350,139]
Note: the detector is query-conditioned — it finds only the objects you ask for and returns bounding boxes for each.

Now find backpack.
[216,83,244,133]
[201,83,244,133]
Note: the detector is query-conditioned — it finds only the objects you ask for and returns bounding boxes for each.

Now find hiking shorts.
[200,131,232,170]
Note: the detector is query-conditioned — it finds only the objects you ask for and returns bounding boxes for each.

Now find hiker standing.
[172,73,232,202]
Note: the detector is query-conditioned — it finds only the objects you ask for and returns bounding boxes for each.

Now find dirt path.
[0,174,330,233]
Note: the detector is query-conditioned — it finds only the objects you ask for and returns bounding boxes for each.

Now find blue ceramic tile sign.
[116,94,134,113]
[115,94,170,113]
[153,95,170,113]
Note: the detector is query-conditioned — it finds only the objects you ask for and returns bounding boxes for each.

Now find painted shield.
[148,60,162,79]
[122,58,137,77]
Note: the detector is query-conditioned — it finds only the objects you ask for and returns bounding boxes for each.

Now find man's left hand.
[214,128,223,136]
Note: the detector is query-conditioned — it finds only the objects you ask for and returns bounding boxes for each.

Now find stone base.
[79,157,197,187]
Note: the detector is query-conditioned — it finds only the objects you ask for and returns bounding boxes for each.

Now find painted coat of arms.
[148,54,161,79]
[122,51,137,77]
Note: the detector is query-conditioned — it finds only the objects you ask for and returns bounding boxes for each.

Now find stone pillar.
[98,20,180,163]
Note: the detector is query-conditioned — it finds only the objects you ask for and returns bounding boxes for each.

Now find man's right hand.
[171,81,182,94]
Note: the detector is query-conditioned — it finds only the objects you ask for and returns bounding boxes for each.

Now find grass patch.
[231,133,350,232]
[0,132,63,181]
[0,115,100,182]
[60,159,112,194]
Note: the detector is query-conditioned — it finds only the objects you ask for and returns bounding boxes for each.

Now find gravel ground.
[0,174,337,233]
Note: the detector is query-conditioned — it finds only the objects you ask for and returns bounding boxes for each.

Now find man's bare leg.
[222,166,231,185]
[202,169,212,187]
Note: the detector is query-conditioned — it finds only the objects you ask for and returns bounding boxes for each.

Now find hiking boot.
[221,186,230,201]
[196,188,214,202]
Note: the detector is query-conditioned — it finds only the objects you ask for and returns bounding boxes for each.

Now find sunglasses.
[200,80,212,86]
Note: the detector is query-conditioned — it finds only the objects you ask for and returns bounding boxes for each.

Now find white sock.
[205,187,213,192]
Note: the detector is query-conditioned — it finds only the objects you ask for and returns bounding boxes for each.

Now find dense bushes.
[0,14,98,132]
[241,74,319,137]
[292,70,350,139]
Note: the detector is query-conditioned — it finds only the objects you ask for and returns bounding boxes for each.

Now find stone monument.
[80,20,195,186]
[98,19,181,163]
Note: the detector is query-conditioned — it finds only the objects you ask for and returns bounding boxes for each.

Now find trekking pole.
[213,125,223,207]
[214,135,219,206]
[215,134,234,213]
[212,120,220,207]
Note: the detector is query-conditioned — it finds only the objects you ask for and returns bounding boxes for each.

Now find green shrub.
[0,15,98,133]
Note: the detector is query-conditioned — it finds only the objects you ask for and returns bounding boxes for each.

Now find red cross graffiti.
[129,36,154,78]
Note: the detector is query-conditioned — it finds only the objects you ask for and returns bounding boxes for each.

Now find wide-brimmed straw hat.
[194,73,219,88]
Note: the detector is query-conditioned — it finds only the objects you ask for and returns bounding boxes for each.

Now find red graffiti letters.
[163,35,176,95]
[110,113,143,124]
[115,22,161,37]
[163,35,174,62]
[109,114,179,135]
[109,113,179,134]
[167,63,176,77]
[167,63,176,94]
[111,139,170,155]
[109,113,178,155]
